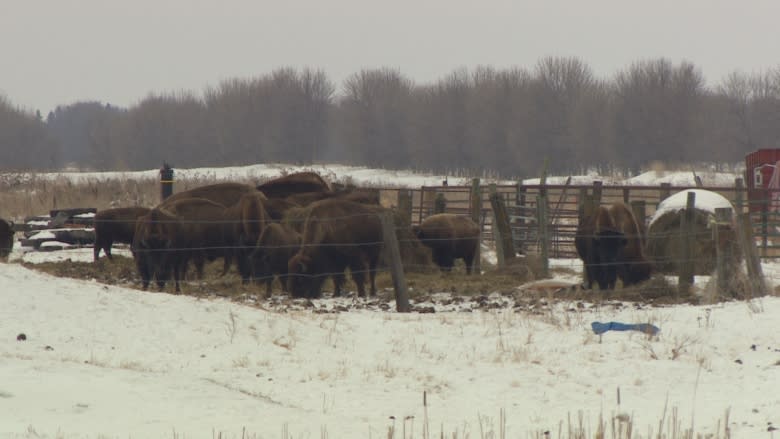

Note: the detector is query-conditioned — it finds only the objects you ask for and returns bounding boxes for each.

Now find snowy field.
[1,164,775,439]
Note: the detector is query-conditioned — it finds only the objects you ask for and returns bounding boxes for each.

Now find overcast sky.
[1,0,779,114]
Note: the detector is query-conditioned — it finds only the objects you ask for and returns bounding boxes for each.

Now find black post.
[160,163,174,201]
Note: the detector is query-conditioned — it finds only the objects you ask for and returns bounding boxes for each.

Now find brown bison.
[262,197,301,222]
[608,202,653,287]
[575,202,652,290]
[0,218,14,260]
[250,223,302,295]
[280,191,381,234]
[93,207,151,262]
[133,198,228,292]
[287,199,384,298]
[284,188,380,207]
[161,182,260,209]
[413,214,480,274]
[256,172,331,199]
[221,192,272,283]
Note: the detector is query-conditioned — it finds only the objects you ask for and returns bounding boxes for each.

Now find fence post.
[580,194,596,222]
[577,187,592,224]
[736,212,766,297]
[537,193,549,278]
[516,182,527,214]
[592,181,603,204]
[622,188,630,204]
[678,192,696,296]
[660,183,672,202]
[761,189,769,257]
[380,211,411,312]
[160,163,174,201]
[434,193,446,214]
[470,178,482,274]
[397,189,412,227]
[713,207,734,299]
[490,184,515,268]
[734,178,744,215]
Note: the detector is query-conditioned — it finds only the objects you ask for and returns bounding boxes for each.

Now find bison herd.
[92,172,482,298]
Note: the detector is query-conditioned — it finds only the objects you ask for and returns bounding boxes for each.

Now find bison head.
[594,229,627,268]
[286,253,324,299]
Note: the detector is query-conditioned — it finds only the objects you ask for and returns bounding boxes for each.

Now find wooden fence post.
[397,189,412,227]
[380,211,411,312]
[734,178,744,215]
[713,207,734,299]
[516,183,527,213]
[592,181,603,204]
[160,163,174,201]
[577,187,588,223]
[580,194,596,222]
[490,184,515,267]
[761,191,769,257]
[660,183,672,202]
[678,192,696,296]
[470,178,482,274]
[434,193,446,214]
[622,188,630,204]
[736,212,767,298]
[537,193,549,278]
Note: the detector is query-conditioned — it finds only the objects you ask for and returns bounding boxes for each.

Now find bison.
[608,202,653,287]
[413,214,480,274]
[287,199,384,298]
[0,218,14,260]
[263,197,301,222]
[575,202,651,290]
[250,223,302,295]
[257,172,331,199]
[281,191,381,234]
[221,192,272,283]
[161,182,260,209]
[93,207,151,262]
[284,188,380,207]
[133,198,228,292]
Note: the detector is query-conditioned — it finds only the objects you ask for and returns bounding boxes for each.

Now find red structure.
[745,149,780,212]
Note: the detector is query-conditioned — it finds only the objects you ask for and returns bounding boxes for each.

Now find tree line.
[1,57,779,178]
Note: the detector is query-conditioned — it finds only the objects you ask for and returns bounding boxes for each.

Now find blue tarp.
[591,321,660,336]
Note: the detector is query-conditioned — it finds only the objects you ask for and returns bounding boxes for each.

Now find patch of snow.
[27,231,56,240]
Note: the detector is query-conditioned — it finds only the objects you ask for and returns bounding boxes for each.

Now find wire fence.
[18,177,780,299]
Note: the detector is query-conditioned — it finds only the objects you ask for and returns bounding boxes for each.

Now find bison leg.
[236,251,252,285]
[93,244,101,262]
[463,253,476,275]
[434,251,455,273]
[331,273,346,298]
[368,257,379,296]
[192,253,206,280]
[349,262,367,298]
[582,262,595,289]
[265,277,273,297]
[104,238,114,261]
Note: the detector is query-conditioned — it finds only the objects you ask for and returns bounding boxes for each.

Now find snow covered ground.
[10,163,740,190]
[1,163,772,439]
